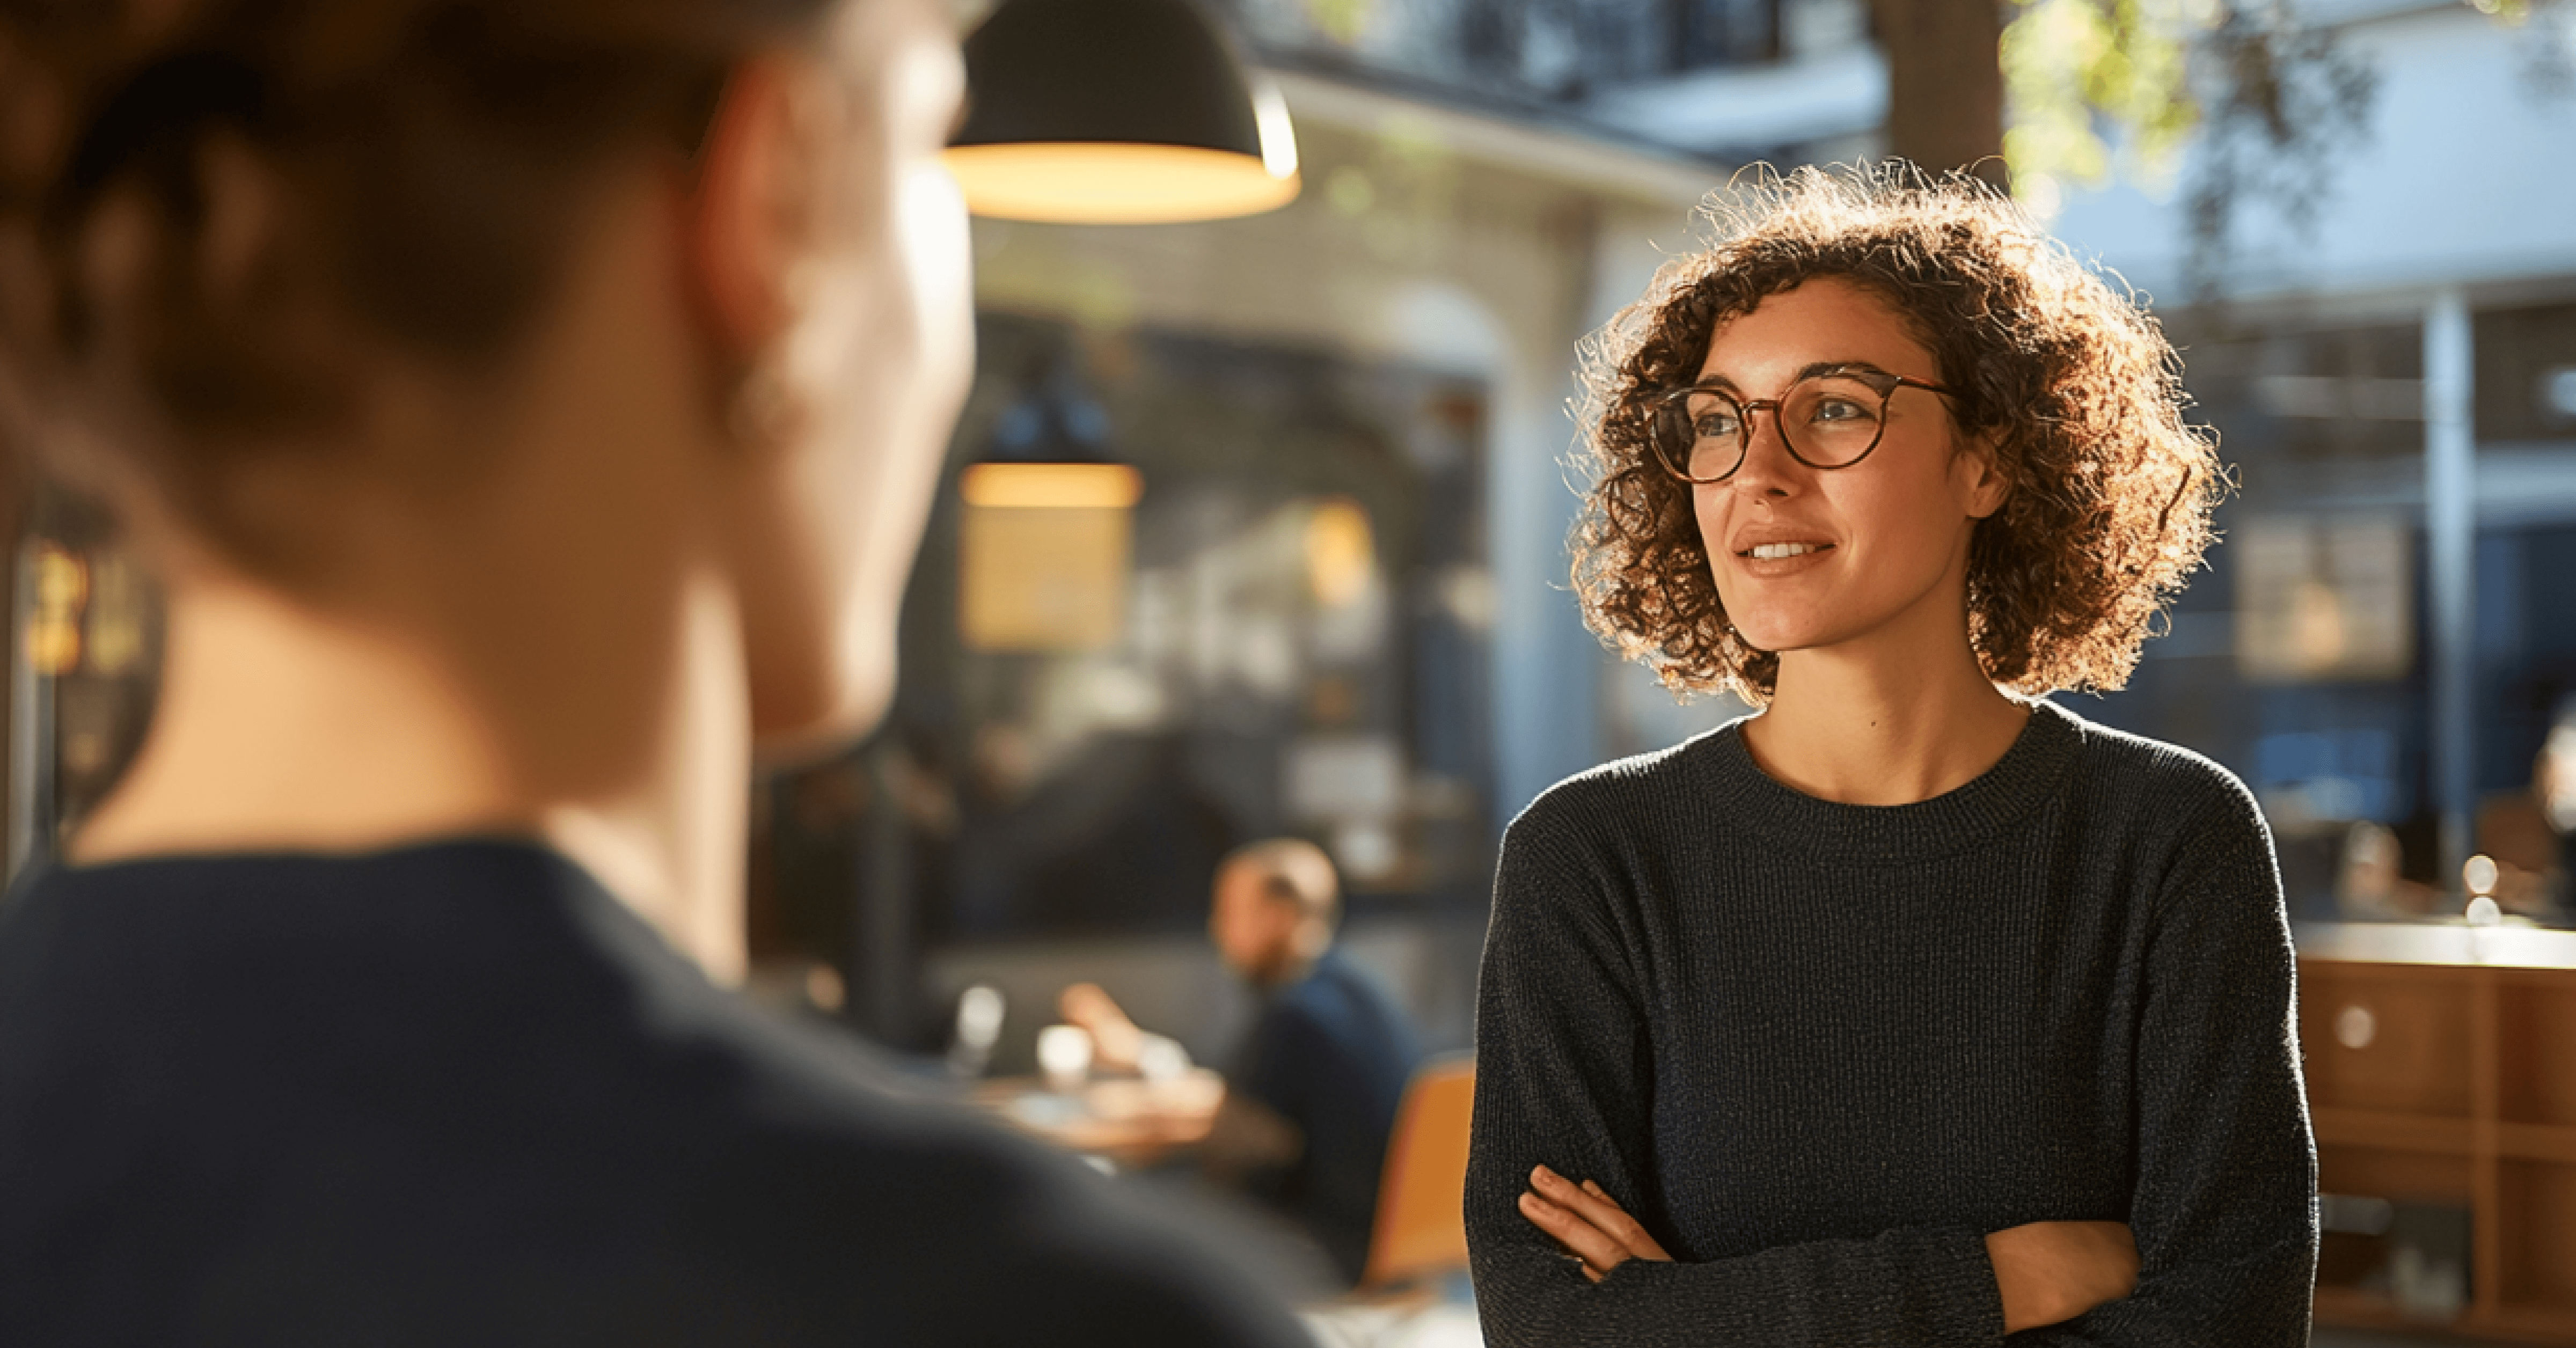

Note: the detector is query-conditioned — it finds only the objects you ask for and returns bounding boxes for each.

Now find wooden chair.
[1358,1054,1475,1291]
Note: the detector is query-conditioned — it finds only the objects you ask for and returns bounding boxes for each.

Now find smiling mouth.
[1740,542,1833,560]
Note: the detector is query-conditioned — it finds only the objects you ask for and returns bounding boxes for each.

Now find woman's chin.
[1724,614,1817,657]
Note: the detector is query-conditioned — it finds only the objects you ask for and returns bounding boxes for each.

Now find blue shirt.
[1232,948,1422,1284]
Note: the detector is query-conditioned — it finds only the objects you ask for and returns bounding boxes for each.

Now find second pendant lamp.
[946,0,1300,224]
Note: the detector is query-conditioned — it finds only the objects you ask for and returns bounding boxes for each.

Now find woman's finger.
[1514,1190,1623,1267]
[1530,1168,1634,1258]
[1516,1190,1628,1274]
[1579,1178,1674,1262]
[1532,1167,1672,1263]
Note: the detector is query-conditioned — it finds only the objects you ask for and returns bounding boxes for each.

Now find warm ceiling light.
[946,0,1300,224]
[1304,498,1375,607]
[960,462,1144,509]
[946,140,1297,225]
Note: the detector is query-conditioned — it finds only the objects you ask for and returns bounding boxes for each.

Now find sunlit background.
[6,1,2574,1340]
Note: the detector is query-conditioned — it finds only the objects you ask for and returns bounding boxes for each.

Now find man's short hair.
[1223,838,1340,928]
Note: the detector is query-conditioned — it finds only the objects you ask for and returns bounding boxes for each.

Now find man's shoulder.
[1265,954,1413,1047]
[590,983,1310,1345]
[0,850,1307,1348]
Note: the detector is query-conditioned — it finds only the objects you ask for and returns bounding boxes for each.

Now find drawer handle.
[2334,1003,2377,1050]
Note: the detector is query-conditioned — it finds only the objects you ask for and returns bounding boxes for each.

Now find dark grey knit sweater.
[1466,700,2317,1346]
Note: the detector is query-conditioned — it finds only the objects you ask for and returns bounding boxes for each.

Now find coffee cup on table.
[1037,1024,1094,1095]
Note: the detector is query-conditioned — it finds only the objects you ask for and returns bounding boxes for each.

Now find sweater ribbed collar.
[1696,698,2085,865]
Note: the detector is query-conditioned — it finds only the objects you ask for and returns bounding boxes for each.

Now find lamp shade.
[946,0,1299,224]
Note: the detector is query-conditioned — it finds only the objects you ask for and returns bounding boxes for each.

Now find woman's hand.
[1515,1165,1672,1283]
[1984,1220,2140,1332]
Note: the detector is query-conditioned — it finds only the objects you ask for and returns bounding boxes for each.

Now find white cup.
[1036,1023,1094,1094]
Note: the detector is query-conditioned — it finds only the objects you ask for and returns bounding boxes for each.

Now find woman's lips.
[1731,542,1836,576]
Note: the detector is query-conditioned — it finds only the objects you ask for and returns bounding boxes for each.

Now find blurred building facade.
[2037,0,2576,925]
[756,64,1728,1066]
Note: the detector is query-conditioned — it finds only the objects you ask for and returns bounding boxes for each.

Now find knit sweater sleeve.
[2019,780,2319,1346]
[1465,805,2006,1348]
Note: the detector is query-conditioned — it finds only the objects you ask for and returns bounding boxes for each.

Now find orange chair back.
[1360,1055,1475,1289]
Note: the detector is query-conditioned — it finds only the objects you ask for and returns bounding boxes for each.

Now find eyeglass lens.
[1656,373,1892,481]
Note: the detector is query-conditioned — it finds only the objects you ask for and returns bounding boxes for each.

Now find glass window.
[761,312,1497,966]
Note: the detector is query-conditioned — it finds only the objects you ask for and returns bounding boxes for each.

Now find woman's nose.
[1725,409,1803,500]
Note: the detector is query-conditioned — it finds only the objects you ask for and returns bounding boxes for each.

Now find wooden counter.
[2295,921,2576,1343]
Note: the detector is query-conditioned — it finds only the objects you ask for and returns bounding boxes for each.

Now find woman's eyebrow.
[1692,360,1887,391]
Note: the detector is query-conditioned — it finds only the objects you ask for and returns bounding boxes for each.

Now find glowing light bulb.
[2334,1003,2377,1051]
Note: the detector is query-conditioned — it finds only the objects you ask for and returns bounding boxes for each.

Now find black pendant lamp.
[946,0,1300,224]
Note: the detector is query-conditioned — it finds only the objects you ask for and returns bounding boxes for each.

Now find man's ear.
[680,58,817,366]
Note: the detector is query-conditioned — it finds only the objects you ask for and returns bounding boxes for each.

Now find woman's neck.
[1740,603,2029,808]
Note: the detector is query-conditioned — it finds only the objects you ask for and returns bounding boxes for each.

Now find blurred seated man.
[2336,822,2436,919]
[1064,839,1423,1285]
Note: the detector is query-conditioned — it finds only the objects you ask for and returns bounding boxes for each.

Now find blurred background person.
[2538,700,2576,920]
[1063,837,1422,1287]
[0,1,1308,1344]
[2336,821,2436,920]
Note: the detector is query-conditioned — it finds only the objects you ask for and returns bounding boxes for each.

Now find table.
[971,1069,1226,1169]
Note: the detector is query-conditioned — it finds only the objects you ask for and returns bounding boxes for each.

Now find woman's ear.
[1957,430,2012,521]
[679,57,822,367]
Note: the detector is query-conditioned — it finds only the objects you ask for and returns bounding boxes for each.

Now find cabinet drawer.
[2299,962,2474,1119]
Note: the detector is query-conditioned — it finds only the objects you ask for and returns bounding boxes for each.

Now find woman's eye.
[1811,398,1871,423]
[1695,413,1739,438]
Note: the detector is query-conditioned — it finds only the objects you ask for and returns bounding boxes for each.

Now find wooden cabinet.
[2297,922,2576,1343]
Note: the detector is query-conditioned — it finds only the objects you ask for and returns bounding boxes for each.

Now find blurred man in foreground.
[0,1,1305,1343]
[1065,839,1423,1285]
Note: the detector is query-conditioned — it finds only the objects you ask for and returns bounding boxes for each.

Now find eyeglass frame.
[1644,363,1963,485]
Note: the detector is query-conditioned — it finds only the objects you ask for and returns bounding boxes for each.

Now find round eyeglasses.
[1646,367,1960,484]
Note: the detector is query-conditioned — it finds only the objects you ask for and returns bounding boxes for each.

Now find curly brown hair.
[1571,162,2222,705]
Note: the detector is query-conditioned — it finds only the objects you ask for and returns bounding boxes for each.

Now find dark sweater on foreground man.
[0,842,1307,1348]
[1466,700,2318,1346]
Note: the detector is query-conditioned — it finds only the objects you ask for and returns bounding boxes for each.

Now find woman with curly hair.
[1465,165,2316,1346]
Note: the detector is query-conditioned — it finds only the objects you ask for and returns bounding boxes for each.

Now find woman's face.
[742,0,972,749]
[1687,276,2006,665]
